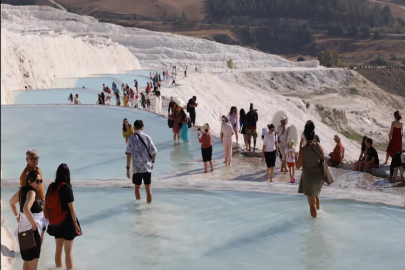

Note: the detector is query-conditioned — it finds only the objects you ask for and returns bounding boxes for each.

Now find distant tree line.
[1,0,36,4]
[212,0,395,29]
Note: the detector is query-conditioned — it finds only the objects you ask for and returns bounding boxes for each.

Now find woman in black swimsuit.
[9,171,44,270]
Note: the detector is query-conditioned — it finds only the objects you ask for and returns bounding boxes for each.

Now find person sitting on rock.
[363,138,379,172]
[328,135,344,167]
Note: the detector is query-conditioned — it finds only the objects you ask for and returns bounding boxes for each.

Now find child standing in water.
[285,140,296,183]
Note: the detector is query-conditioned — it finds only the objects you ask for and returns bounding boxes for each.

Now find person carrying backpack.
[246,103,258,151]
[44,164,81,270]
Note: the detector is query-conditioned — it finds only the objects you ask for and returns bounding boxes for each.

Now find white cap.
[401,152,405,164]
[281,116,287,120]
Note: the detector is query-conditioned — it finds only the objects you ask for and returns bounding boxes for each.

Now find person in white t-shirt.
[285,140,296,183]
[262,124,279,182]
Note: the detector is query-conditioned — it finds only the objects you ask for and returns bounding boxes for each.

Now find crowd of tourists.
[11,65,404,269]
[9,150,81,270]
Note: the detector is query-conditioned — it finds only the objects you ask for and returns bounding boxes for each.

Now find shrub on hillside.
[348,24,359,37]
[360,24,371,38]
[349,88,359,95]
[297,56,305,62]
[373,30,383,40]
[328,23,345,37]
[370,55,389,66]
[306,102,310,109]
[318,50,341,67]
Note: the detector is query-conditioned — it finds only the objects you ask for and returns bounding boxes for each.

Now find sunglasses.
[32,179,43,184]
[270,129,275,132]
[28,157,40,161]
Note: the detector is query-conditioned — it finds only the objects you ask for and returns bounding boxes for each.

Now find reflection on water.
[300,212,333,270]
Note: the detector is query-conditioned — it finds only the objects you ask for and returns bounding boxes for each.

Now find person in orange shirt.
[328,135,345,167]
[20,149,46,243]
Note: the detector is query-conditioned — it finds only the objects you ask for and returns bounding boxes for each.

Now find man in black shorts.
[126,120,157,203]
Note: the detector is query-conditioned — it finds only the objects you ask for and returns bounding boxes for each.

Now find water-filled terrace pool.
[1,105,223,179]
[11,88,115,105]
[2,188,404,270]
[50,77,122,91]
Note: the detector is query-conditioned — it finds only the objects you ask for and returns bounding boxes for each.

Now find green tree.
[360,24,371,38]
[318,50,341,67]
[227,57,234,72]
[373,29,382,40]
[181,11,188,24]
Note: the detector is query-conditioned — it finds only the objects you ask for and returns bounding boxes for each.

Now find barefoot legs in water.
[307,196,320,218]
[203,161,214,173]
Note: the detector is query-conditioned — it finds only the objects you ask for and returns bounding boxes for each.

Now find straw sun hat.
[202,123,210,131]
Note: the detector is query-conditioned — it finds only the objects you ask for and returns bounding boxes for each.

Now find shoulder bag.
[18,222,37,251]
[17,191,37,251]
[134,133,153,159]
[308,143,334,185]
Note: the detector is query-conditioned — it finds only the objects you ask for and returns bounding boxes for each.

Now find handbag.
[168,118,174,128]
[17,191,37,251]
[308,143,334,185]
[18,224,37,251]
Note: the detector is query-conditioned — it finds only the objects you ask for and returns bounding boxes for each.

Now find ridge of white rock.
[1,28,139,104]
[1,4,318,70]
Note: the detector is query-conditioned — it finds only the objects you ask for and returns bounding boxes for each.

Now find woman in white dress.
[154,91,162,115]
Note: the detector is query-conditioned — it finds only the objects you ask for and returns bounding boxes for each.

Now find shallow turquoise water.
[92,74,150,88]
[50,77,122,91]
[2,188,404,270]
[1,105,223,179]
[11,89,114,105]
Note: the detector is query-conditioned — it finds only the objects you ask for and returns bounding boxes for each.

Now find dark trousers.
[190,111,196,125]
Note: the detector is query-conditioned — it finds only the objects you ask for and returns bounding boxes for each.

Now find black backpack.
[186,101,190,113]
[246,111,256,126]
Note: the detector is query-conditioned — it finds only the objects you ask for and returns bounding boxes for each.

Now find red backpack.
[45,183,68,226]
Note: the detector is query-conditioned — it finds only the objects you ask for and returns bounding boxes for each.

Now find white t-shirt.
[262,127,268,137]
[285,148,295,163]
[263,132,278,152]
[221,122,234,139]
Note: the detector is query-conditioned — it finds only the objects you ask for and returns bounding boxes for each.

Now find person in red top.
[198,123,214,173]
[328,135,345,167]
[383,111,403,164]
